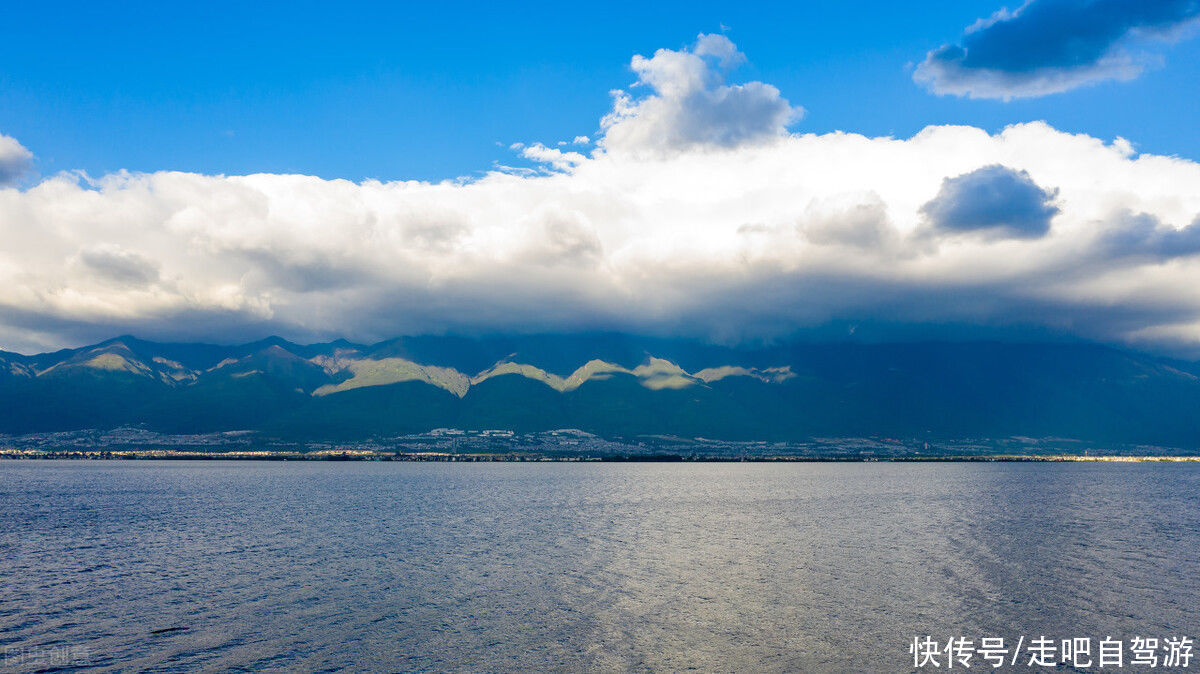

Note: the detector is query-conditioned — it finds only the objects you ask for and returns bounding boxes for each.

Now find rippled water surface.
[2,460,1199,671]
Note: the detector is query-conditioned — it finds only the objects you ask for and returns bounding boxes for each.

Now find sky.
[2,0,1200,354]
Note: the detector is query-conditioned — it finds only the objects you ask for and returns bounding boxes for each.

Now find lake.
[1,460,1197,671]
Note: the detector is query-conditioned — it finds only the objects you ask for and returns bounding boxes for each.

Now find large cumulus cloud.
[3,36,1200,354]
[916,0,1200,99]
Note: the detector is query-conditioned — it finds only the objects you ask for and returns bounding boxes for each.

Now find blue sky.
[3,1,1200,354]
[3,0,1198,182]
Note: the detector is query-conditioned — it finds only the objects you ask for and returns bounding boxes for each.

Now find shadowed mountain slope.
[2,335,1200,445]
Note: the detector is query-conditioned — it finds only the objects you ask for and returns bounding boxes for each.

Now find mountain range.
[3,334,1200,446]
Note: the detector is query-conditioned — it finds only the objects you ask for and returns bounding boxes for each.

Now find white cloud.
[598,33,802,155]
[3,38,1200,354]
[0,134,34,186]
[519,143,588,172]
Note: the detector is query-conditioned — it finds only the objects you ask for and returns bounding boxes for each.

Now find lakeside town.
[2,427,1198,462]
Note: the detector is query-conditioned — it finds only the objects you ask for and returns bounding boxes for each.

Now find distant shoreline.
[4,451,1200,463]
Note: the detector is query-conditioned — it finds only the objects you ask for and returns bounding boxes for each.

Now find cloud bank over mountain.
[2,34,1200,354]
[916,0,1200,99]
